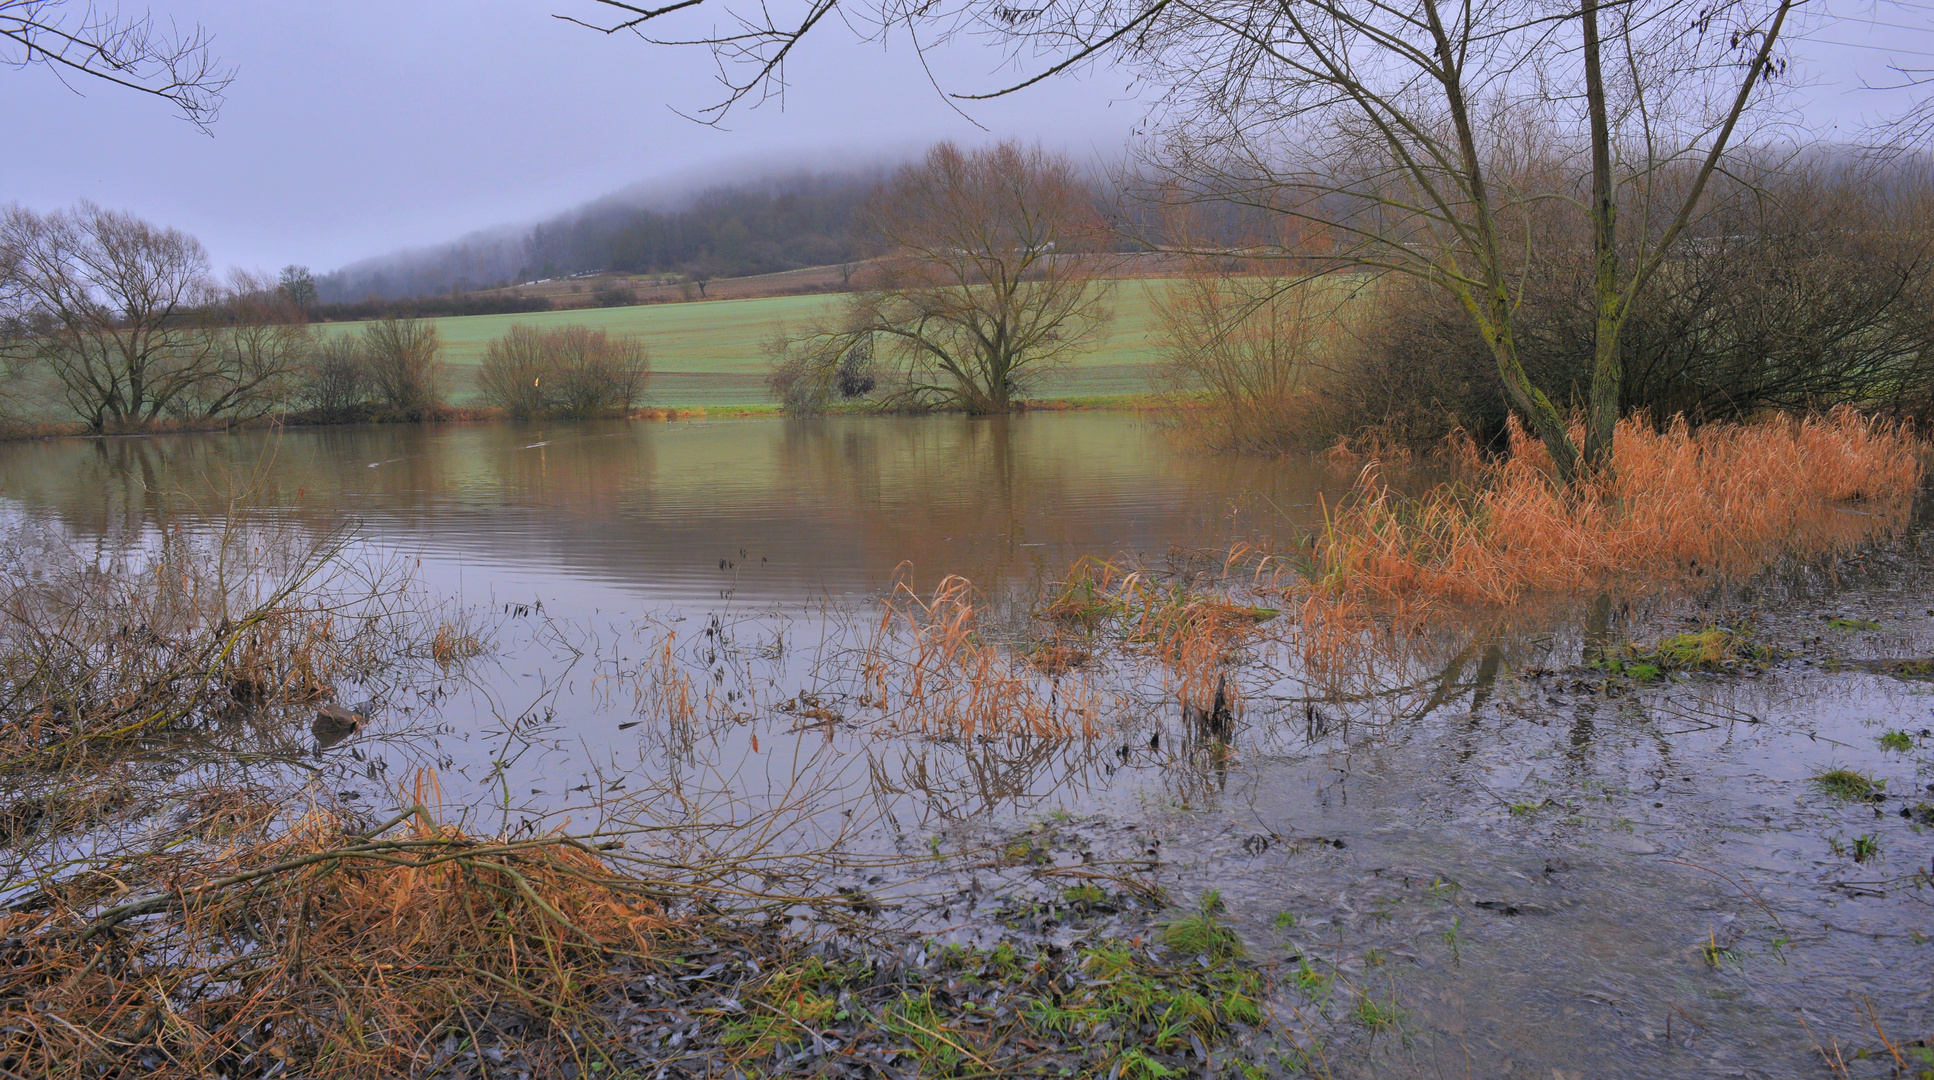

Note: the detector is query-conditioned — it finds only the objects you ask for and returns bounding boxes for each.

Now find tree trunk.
[1581,0,1623,476]
[1471,283,1581,485]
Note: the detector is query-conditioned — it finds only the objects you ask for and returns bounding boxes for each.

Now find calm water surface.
[0,412,1341,607]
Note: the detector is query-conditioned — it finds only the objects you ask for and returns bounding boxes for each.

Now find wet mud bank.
[968,562,1934,1078]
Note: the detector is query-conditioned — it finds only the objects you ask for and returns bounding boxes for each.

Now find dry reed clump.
[0,778,727,1079]
[864,575,1118,739]
[1036,558,1277,712]
[0,517,451,765]
[1299,409,1924,612]
[427,619,488,666]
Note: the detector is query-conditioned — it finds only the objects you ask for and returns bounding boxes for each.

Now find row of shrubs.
[297,319,650,423]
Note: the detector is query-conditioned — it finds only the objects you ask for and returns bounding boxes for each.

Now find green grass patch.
[1852,833,1882,862]
[1826,616,1883,631]
[1159,891,1245,962]
[1061,884,1110,907]
[1813,768,1881,801]
[1353,993,1406,1033]
[1879,729,1916,752]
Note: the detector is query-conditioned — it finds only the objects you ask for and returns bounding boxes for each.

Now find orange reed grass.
[867,575,1114,739]
[1304,409,1923,611]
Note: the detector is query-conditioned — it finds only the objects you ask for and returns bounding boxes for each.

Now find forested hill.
[316,170,882,303]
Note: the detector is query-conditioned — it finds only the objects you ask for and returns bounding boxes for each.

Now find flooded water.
[0,413,1334,606]
[3,413,1929,1078]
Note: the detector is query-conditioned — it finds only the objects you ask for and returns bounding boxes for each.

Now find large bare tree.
[568,0,1795,482]
[0,202,228,431]
[183,270,313,423]
[770,141,1113,413]
[2,0,232,130]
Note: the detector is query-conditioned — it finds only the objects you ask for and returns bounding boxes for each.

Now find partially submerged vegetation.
[1591,626,1775,681]
[1299,409,1922,613]
[1813,767,1882,802]
[0,510,1312,1078]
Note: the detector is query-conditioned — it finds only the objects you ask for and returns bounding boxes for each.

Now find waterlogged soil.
[2,414,1931,1078]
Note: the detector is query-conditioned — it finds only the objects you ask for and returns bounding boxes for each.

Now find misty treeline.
[316,173,881,304]
[0,203,646,432]
[580,0,1934,481]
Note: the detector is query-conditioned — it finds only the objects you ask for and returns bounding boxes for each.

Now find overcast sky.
[4,1,1929,275]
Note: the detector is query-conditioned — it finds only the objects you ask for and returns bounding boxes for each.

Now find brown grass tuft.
[428,619,488,666]
[0,776,697,1079]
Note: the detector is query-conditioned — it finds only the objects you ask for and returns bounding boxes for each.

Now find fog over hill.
[315,162,897,303]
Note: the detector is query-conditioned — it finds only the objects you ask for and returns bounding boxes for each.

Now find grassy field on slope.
[321,280,1173,408]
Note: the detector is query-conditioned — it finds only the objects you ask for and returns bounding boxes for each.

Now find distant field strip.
[321,280,1173,408]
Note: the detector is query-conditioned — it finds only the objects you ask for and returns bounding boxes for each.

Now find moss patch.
[1594,625,1775,681]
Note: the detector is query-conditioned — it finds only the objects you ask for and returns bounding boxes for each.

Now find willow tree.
[568,0,1796,482]
[770,141,1112,413]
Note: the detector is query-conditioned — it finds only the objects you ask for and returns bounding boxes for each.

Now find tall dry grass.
[864,575,1119,739]
[1039,557,1277,713]
[1303,409,1923,611]
[0,517,452,765]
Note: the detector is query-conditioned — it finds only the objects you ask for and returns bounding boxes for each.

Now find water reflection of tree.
[865,736,1118,822]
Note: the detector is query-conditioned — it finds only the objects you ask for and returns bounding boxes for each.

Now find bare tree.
[1098,0,1793,481]
[1154,220,1359,451]
[0,202,227,431]
[174,270,313,422]
[2,0,233,130]
[771,142,1113,413]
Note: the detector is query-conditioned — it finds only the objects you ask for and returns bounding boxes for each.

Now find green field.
[321,280,1173,408]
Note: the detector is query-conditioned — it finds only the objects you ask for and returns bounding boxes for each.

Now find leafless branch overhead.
[0,0,233,131]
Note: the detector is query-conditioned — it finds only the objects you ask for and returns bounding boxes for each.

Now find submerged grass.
[1815,768,1882,801]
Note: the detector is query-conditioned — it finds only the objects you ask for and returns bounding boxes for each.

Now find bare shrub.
[548,325,649,417]
[1155,253,1363,452]
[591,283,637,307]
[1221,163,1934,450]
[300,334,372,417]
[477,324,650,420]
[476,324,549,420]
[360,317,444,419]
